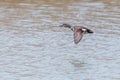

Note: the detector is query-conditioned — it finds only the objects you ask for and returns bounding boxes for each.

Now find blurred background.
[0,0,120,80]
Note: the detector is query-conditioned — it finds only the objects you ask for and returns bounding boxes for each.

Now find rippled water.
[0,0,120,80]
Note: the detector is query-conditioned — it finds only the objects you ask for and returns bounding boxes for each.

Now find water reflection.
[0,0,120,80]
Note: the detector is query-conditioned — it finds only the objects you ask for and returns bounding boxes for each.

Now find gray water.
[0,0,120,80]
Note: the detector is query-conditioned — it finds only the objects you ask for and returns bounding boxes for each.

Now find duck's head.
[59,23,71,28]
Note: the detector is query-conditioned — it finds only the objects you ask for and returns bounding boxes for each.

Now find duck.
[59,23,93,44]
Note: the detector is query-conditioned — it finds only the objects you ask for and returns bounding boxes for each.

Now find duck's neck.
[64,24,71,28]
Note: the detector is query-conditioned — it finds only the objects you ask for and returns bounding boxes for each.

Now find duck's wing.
[74,28,83,44]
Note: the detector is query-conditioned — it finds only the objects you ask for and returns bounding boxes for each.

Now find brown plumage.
[59,23,93,44]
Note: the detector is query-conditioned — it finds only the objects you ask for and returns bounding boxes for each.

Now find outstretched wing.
[74,29,83,44]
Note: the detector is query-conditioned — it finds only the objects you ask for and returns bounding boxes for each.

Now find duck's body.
[59,23,93,44]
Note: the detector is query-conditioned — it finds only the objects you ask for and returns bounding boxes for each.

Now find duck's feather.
[74,29,83,44]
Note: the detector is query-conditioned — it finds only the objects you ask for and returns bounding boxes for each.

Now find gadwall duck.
[59,23,93,44]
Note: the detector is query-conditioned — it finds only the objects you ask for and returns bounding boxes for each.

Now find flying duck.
[59,23,93,44]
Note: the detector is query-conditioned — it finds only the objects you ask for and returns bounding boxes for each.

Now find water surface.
[0,0,120,80]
